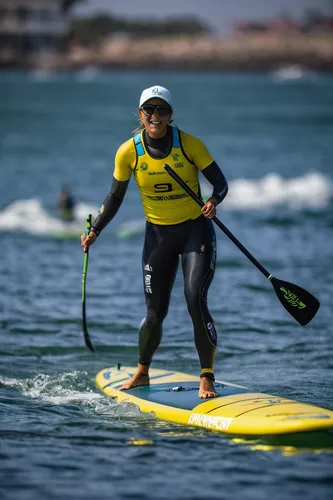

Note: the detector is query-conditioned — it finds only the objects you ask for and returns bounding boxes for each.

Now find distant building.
[0,0,83,65]
[230,14,333,37]
[231,18,300,36]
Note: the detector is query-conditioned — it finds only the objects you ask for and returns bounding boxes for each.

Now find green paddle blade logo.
[280,287,306,309]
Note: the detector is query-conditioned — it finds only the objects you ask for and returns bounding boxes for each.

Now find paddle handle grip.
[84,214,92,254]
[85,214,92,234]
[164,164,271,279]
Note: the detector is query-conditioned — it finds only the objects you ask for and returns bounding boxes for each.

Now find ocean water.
[1,69,333,500]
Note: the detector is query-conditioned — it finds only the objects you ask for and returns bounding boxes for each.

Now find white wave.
[76,66,101,81]
[201,172,331,210]
[29,68,55,81]
[1,371,100,403]
[1,372,155,422]
[114,172,331,238]
[1,173,330,238]
[116,219,146,239]
[270,65,316,82]
[4,370,100,406]
[42,392,104,405]
[0,199,98,236]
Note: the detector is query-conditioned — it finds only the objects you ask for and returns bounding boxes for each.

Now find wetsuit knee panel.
[144,308,167,327]
[184,293,202,316]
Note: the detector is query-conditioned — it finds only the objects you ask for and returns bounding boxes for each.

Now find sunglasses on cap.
[140,105,172,117]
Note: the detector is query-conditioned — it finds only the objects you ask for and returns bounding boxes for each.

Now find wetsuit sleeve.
[201,161,228,205]
[91,139,136,235]
[91,177,129,235]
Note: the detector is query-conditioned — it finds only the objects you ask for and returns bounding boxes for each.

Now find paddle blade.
[83,309,95,352]
[270,277,320,326]
[82,278,95,352]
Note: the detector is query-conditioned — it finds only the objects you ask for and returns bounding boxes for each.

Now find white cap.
[139,86,173,108]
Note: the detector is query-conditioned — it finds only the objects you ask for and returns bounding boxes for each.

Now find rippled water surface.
[1,70,333,500]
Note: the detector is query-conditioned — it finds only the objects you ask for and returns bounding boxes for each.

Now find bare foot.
[119,371,150,390]
[199,377,219,399]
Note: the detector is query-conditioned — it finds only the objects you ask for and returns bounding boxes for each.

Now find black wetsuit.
[92,128,228,376]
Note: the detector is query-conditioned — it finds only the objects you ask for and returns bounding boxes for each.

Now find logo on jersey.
[172,153,180,161]
[174,162,184,169]
[144,264,153,271]
[140,162,148,172]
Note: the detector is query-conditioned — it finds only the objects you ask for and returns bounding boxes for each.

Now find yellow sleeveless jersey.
[113,126,214,225]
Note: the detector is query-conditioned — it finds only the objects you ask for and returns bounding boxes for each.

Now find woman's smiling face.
[139,98,172,139]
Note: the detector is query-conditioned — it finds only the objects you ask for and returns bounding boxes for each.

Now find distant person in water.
[57,186,76,222]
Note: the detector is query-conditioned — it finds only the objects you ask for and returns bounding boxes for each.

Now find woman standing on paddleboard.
[81,85,228,398]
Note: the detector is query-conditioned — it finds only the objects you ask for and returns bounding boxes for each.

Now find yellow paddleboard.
[95,366,333,436]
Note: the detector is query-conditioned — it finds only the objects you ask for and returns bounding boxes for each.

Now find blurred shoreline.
[2,33,333,72]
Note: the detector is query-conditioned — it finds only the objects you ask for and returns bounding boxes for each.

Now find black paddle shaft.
[164,164,270,277]
[164,164,320,326]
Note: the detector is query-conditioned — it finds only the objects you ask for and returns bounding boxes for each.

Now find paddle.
[164,164,320,326]
[81,214,95,352]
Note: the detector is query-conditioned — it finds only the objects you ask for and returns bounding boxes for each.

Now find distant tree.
[303,8,325,23]
[62,1,85,14]
[68,13,212,45]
